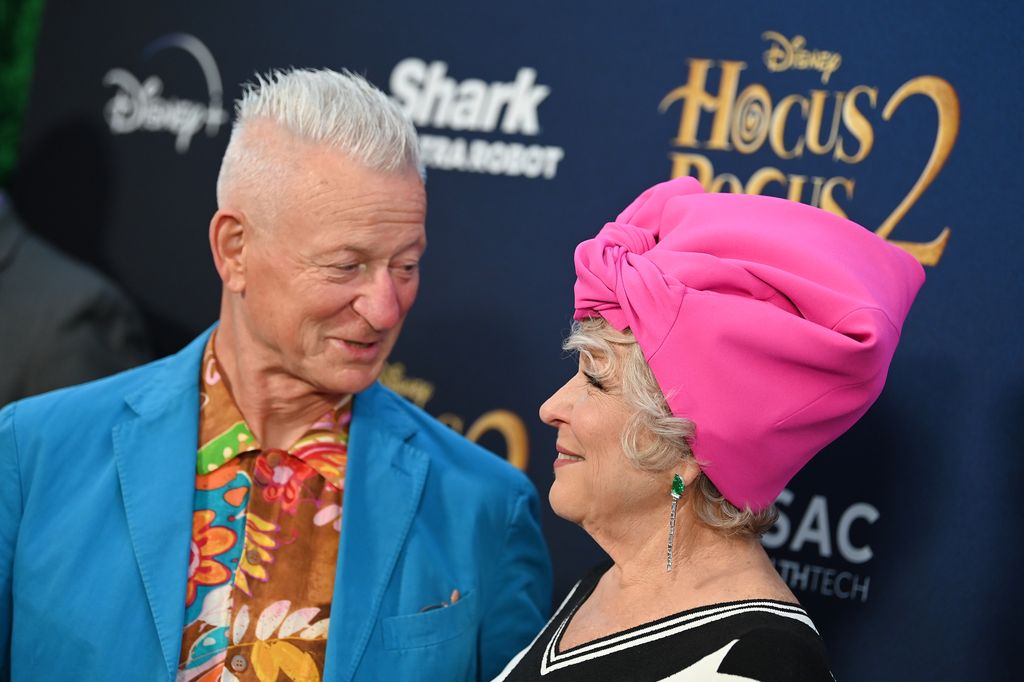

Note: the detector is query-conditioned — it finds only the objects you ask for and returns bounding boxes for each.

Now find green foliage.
[0,0,46,187]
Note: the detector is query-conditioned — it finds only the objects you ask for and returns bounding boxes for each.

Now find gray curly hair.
[565,317,779,536]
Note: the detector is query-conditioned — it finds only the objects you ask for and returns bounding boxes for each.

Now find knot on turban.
[573,177,925,511]
[574,220,672,343]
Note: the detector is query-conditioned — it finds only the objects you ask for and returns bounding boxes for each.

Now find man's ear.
[209,209,248,293]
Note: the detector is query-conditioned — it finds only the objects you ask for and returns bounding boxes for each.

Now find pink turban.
[574,177,924,511]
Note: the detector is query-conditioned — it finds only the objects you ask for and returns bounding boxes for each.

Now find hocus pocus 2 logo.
[659,31,960,266]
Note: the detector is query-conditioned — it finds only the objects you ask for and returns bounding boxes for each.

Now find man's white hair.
[216,68,423,209]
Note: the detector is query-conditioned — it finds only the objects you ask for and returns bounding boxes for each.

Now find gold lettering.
[834,86,877,164]
[660,59,746,150]
[762,31,842,84]
[465,410,530,471]
[762,31,793,72]
[787,174,808,203]
[710,173,744,193]
[820,176,855,218]
[876,76,959,265]
[436,413,465,432]
[769,94,809,159]
[805,90,845,156]
[786,174,826,207]
[731,84,772,154]
[669,151,713,185]
[379,362,435,407]
[745,167,787,195]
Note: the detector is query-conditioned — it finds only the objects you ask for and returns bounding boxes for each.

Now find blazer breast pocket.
[381,589,478,650]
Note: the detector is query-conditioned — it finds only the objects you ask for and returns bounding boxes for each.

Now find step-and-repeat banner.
[11,2,1022,679]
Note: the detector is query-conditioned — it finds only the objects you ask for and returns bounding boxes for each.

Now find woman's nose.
[539,376,574,426]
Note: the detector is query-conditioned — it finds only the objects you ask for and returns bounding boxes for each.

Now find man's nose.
[353,268,403,331]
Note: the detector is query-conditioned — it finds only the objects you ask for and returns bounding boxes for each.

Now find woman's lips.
[553,446,584,469]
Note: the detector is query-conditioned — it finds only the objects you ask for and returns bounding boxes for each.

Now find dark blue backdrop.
[11,2,1022,679]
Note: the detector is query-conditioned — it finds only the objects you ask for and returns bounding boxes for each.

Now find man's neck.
[213,322,347,450]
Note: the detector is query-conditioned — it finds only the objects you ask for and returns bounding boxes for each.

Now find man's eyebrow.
[396,237,428,253]
[333,245,371,258]
[319,239,426,260]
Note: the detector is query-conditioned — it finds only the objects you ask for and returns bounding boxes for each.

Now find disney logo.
[103,71,227,153]
[102,33,228,154]
[762,31,842,85]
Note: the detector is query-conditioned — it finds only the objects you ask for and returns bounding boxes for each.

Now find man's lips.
[343,339,379,349]
[329,334,384,347]
[329,337,385,359]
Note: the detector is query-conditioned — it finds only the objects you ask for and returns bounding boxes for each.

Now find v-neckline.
[553,563,807,656]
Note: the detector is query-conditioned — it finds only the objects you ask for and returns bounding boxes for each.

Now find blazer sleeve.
[477,481,552,681]
[0,403,23,681]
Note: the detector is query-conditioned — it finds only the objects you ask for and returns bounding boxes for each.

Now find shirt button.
[230,654,247,672]
[247,549,262,563]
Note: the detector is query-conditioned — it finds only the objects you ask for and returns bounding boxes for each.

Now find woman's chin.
[548,482,584,524]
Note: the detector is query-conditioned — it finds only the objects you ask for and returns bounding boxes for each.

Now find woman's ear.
[682,460,703,488]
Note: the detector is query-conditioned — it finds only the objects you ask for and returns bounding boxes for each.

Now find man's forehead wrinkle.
[306,197,424,230]
[302,181,424,222]
[309,220,426,254]
[298,204,426,260]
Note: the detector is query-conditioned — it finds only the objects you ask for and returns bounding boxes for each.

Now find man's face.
[235,140,426,397]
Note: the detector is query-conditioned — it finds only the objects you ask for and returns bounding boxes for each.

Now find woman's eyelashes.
[583,371,606,391]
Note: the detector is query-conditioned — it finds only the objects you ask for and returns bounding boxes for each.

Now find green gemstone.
[671,474,685,496]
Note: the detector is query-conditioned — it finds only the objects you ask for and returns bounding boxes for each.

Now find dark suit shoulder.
[0,227,142,332]
[1,333,207,487]
[1,326,205,451]
[0,225,151,403]
[2,355,168,439]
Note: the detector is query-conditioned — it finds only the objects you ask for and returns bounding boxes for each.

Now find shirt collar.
[196,334,352,488]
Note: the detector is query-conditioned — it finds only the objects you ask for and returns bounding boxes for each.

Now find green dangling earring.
[666,474,685,572]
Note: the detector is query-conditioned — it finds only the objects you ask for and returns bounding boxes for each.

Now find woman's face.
[539,347,664,534]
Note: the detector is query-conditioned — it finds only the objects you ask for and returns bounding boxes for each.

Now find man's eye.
[392,262,419,274]
[334,263,365,274]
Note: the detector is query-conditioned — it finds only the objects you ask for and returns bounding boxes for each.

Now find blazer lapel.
[326,383,429,681]
[113,330,211,680]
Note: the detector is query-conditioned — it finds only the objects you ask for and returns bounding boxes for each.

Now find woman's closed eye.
[583,371,606,391]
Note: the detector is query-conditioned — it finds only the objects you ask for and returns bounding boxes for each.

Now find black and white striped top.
[493,562,834,681]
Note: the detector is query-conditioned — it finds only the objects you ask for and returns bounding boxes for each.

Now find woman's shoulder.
[495,568,834,682]
[613,598,834,681]
[699,600,834,681]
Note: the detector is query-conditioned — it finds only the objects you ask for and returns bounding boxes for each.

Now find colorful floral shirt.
[178,337,350,682]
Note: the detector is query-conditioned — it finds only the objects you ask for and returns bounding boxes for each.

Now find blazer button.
[230,654,248,672]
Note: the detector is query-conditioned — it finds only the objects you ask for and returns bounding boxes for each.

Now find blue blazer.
[0,329,552,681]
